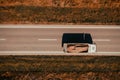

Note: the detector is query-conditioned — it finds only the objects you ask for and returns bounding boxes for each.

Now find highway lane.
[0,25,120,55]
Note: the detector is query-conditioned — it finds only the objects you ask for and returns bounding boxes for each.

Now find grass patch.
[0,6,120,24]
[0,55,119,80]
[0,55,119,72]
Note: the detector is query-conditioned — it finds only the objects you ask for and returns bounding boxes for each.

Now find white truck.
[62,33,96,53]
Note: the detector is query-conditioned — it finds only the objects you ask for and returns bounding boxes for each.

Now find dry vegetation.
[0,0,120,24]
[0,56,120,80]
[0,0,120,8]
[0,6,120,24]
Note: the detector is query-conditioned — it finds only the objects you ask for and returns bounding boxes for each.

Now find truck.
[62,33,96,53]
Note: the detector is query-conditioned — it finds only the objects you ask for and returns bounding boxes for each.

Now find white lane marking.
[0,38,6,41]
[0,51,120,56]
[0,51,63,54]
[0,51,64,55]
[0,25,120,29]
[38,39,57,41]
[97,52,120,54]
[93,39,111,42]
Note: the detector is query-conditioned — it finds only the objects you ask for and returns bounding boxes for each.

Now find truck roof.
[62,33,93,47]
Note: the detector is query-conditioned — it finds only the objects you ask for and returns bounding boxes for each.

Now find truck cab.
[62,33,96,53]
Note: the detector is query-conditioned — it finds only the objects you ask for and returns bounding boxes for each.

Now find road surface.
[0,25,120,56]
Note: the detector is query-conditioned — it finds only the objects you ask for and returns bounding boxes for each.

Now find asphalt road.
[0,25,120,56]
